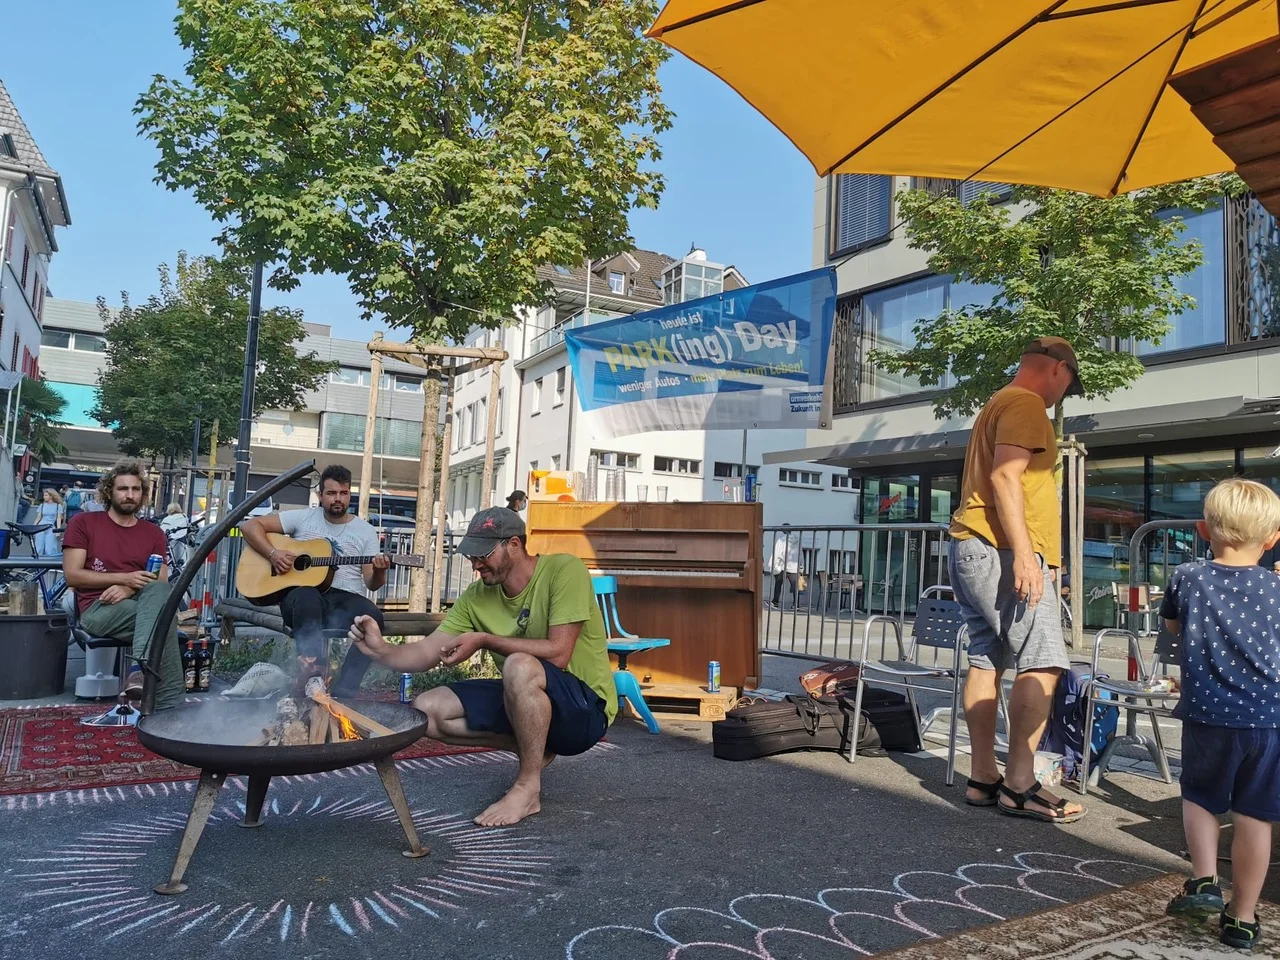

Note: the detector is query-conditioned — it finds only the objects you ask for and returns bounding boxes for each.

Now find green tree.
[136,0,671,342]
[17,377,68,465]
[871,178,1238,436]
[91,253,335,463]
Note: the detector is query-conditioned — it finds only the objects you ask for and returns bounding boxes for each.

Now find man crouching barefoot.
[349,508,615,826]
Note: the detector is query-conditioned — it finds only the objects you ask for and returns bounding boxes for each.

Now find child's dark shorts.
[1181,723,1280,822]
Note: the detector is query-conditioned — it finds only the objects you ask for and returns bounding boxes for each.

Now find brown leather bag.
[799,661,861,699]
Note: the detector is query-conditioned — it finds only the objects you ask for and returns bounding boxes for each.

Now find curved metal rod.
[140,459,317,715]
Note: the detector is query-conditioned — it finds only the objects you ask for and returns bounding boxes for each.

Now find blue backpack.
[66,489,81,509]
[1039,662,1118,782]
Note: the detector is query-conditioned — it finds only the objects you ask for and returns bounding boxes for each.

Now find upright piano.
[527,501,762,690]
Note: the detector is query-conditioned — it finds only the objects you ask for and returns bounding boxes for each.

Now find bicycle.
[1,522,70,610]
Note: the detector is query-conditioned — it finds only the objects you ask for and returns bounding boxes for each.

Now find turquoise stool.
[592,575,671,734]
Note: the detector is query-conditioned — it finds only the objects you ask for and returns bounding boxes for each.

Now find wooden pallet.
[620,682,739,722]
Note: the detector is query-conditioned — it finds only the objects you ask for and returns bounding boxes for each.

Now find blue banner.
[565,267,836,436]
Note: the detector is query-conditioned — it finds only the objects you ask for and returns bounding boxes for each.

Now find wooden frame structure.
[361,338,508,612]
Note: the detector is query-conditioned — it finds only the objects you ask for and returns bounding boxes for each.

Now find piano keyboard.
[589,567,742,579]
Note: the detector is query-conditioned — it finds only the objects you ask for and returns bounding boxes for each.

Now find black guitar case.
[712,688,920,761]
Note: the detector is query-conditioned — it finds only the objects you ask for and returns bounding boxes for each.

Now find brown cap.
[1022,336,1083,397]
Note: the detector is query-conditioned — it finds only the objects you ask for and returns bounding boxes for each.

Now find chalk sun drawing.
[12,787,550,947]
[565,851,1167,960]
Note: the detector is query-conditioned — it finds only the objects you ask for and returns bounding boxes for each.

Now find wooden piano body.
[527,501,762,689]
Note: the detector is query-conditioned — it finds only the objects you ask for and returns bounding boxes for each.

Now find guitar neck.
[312,556,383,567]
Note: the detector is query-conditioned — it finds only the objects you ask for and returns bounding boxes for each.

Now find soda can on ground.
[146,554,164,575]
[399,673,414,704]
[708,660,721,694]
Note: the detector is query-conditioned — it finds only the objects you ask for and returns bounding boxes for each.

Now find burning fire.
[325,699,361,741]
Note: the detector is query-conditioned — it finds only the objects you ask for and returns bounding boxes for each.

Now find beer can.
[744,472,758,503]
[146,553,164,575]
[708,660,721,694]
[398,673,413,703]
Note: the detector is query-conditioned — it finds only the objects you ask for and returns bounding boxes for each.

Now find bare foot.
[474,783,541,827]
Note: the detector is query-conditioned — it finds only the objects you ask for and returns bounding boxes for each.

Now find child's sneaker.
[1220,909,1262,951]
[1167,876,1225,919]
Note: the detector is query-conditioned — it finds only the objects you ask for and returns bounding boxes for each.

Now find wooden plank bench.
[215,597,449,642]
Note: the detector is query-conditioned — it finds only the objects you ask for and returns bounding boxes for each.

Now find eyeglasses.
[465,541,504,565]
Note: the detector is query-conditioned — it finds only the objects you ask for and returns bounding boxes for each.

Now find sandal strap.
[966,777,1002,797]
[997,780,1044,809]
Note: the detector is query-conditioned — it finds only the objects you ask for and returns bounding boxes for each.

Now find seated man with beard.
[62,461,185,707]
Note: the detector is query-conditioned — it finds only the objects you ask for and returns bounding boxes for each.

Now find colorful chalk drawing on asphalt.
[11,786,549,947]
[565,851,1167,960]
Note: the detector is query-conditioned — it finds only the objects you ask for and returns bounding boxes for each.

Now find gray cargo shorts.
[948,536,1069,675]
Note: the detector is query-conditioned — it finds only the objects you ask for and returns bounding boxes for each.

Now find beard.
[324,501,347,519]
[111,498,140,515]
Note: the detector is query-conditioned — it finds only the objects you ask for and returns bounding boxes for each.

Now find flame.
[322,698,361,741]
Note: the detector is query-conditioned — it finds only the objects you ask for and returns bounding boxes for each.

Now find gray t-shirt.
[279,507,379,595]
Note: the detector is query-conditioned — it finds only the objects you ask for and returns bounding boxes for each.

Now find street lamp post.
[231,261,263,507]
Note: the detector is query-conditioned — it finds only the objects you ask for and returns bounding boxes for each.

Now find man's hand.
[348,614,390,661]
[99,585,136,605]
[1013,552,1043,607]
[371,554,392,571]
[440,632,486,666]
[121,571,156,591]
[271,550,297,575]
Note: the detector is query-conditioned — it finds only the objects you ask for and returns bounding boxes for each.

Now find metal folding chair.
[848,596,1010,785]
[1078,627,1178,795]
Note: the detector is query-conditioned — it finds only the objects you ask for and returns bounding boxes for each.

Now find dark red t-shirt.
[63,512,167,613]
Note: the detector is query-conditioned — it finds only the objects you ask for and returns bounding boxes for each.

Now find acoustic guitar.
[236,533,425,606]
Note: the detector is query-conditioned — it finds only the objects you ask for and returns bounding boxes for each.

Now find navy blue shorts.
[448,659,607,757]
[1181,723,1280,822]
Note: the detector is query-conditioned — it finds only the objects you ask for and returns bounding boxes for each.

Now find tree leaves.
[17,377,69,465]
[90,253,336,460]
[870,177,1241,429]
[136,0,671,343]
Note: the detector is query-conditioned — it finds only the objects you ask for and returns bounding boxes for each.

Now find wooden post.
[359,332,384,518]
[7,581,40,615]
[481,359,502,509]
[430,370,456,614]
[408,372,441,613]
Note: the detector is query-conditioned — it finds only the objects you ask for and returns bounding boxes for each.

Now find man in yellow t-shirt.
[349,507,615,828]
[950,336,1085,824]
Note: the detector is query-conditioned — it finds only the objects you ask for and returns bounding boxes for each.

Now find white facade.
[445,249,857,530]
[0,79,71,521]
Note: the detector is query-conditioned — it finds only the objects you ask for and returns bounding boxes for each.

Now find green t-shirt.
[440,553,617,724]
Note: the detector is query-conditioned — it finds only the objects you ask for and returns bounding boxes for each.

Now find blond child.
[1162,478,1280,950]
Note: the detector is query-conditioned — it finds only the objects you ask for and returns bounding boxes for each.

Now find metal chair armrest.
[860,614,903,666]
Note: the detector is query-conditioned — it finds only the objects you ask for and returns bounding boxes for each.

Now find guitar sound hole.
[295,556,312,571]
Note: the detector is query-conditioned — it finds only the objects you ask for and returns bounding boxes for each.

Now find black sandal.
[964,777,1003,807]
[997,781,1085,824]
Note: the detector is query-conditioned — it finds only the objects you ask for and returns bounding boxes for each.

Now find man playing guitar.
[240,464,391,696]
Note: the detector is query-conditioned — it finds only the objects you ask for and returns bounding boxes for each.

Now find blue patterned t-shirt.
[1159,561,1280,728]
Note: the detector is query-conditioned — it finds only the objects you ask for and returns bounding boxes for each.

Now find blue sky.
[4,2,814,342]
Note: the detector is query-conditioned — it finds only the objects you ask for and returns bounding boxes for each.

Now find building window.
[497,387,504,437]
[40,329,72,349]
[594,449,640,469]
[831,174,892,256]
[3,207,14,262]
[323,412,422,457]
[472,399,485,445]
[10,336,19,373]
[779,468,822,487]
[392,374,422,392]
[455,406,467,450]
[608,271,626,294]
[72,332,107,353]
[530,460,539,474]
[532,378,542,415]
[654,456,701,476]
[551,454,562,470]
[831,473,854,491]
[958,181,1013,205]
[19,245,29,288]
[330,366,369,386]
[1137,205,1226,356]
[554,367,566,406]
[713,462,759,479]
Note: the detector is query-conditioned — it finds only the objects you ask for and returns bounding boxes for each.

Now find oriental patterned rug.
[0,704,490,795]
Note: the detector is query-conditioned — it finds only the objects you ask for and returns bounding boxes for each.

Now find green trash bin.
[1,614,70,699]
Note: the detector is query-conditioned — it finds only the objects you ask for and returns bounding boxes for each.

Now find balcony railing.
[527,308,624,357]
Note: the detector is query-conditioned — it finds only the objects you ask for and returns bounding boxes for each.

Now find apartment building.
[765,173,1280,623]
[445,248,860,529]
[0,79,71,520]
[41,298,432,509]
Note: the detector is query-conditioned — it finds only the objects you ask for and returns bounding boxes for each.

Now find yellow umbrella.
[647,0,1279,196]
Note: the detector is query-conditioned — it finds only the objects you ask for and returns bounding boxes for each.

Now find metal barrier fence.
[760,523,951,661]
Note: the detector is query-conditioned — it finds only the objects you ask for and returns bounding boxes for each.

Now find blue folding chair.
[592,575,671,734]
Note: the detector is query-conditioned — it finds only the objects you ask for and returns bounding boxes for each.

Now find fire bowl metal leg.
[239,775,271,828]
[155,770,226,895]
[374,757,429,859]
